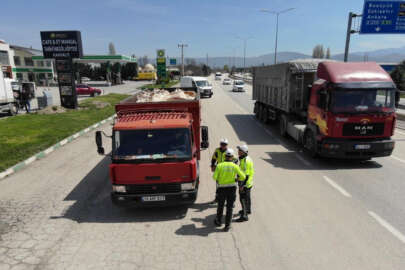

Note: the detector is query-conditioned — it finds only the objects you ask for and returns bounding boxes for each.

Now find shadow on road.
[226,114,279,145]
[175,214,222,237]
[263,151,383,170]
[52,155,188,223]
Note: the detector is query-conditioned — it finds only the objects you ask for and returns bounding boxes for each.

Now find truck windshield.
[331,88,395,114]
[235,81,244,85]
[113,128,192,161]
[195,80,209,87]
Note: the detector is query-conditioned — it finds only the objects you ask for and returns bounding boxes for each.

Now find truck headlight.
[112,185,126,193]
[181,182,195,191]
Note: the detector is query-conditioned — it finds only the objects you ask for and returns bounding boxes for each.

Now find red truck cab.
[96,88,209,206]
[305,62,396,158]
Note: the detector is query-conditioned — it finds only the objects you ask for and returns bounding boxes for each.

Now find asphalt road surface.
[0,75,405,269]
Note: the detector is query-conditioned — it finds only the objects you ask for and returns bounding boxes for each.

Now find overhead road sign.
[361,0,405,34]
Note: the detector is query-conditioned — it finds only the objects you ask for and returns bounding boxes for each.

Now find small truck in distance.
[253,59,396,159]
[96,87,209,206]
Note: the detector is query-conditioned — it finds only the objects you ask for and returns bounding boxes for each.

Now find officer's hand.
[211,166,215,172]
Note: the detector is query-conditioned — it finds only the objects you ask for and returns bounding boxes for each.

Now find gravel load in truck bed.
[131,89,197,103]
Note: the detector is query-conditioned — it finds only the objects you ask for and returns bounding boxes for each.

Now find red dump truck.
[95,87,209,206]
[253,60,396,159]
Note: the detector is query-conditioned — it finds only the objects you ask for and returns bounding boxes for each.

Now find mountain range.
[180,46,405,67]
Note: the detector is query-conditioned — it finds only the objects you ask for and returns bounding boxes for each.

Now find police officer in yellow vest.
[236,144,254,222]
[213,148,246,231]
[211,138,229,203]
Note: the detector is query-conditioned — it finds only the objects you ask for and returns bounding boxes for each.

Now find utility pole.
[206,53,208,67]
[260,8,295,65]
[344,12,360,62]
[236,37,252,76]
[178,43,188,76]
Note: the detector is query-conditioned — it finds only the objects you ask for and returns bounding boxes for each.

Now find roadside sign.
[40,30,83,109]
[360,0,405,34]
[40,31,83,58]
[169,58,177,65]
[156,49,166,81]
[157,49,165,58]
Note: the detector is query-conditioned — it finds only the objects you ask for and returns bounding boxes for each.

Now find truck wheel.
[262,107,268,124]
[279,114,288,137]
[304,130,318,158]
[8,103,18,116]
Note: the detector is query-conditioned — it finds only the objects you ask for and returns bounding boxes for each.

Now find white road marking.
[368,211,405,244]
[24,156,37,165]
[323,176,352,197]
[73,133,80,139]
[391,155,405,164]
[395,130,405,136]
[295,154,312,166]
[60,139,68,146]
[44,147,54,155]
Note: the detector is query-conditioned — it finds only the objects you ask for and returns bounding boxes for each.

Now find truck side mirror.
[95,131,105,155]
[201,126,209,149]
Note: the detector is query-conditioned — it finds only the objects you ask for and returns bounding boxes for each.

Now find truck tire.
[262,107,268,124]
[304,130,318,158]
[8,103,18,116]
[254,103,260,119]
[279,114,288,137]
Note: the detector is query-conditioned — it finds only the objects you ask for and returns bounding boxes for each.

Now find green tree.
[391,61,405,90]
[326,47,331,59]
[223,65,229,72]
[312,45,325,58]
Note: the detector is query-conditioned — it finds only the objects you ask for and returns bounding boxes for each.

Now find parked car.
[232,80,245,92]
[223,78,231,85]
[76,84,102,97]
[81,77,91,82]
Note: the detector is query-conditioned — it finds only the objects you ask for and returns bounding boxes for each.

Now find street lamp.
[260,8,295,64]
[235,36,253,76]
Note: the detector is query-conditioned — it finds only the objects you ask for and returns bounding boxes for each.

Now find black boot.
[236,216,249,222]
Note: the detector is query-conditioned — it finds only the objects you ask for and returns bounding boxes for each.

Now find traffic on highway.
[2,0,405,269]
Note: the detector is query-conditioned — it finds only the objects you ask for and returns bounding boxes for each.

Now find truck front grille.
[342,123,385,136]
[126,183,181,195]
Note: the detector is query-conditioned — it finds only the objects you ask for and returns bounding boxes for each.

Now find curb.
[0,115,116,180]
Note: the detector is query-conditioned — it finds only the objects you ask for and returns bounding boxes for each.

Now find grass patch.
[401,92,405,98]
[140,80,179,90]
[0,93,129,172]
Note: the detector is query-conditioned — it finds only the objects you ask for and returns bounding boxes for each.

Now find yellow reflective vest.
[212,148,226,165]
[240,156,254,188]
[213,161,246,187]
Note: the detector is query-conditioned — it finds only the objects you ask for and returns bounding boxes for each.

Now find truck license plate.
[142,196,165,202]
[354,144,371,150]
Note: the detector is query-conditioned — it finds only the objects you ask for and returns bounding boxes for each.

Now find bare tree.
[326,47,331,59]
[109,42,116,55]
[312,45,325,59]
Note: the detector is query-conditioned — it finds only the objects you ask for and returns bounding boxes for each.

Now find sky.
[1,0,405,58]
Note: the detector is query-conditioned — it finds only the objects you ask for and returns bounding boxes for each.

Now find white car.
[215,72,222,81]
[180,76,213,98]
[232,80,245,92]
[223,78,231,85]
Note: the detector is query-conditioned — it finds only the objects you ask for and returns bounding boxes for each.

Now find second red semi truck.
[253,59,396,159]
[96,87,209,206]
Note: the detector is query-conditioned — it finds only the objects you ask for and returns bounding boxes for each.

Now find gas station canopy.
[32,55,137,64]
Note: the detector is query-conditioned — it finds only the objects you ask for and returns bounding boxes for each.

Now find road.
[0,75,405,269]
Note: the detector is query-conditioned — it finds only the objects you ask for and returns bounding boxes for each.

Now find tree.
[326,47,331,59]
[202,64,211,76]
[108,42,116,55]
[391,61,405,91]
[312,45,325,58]
[223,65,229,72]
